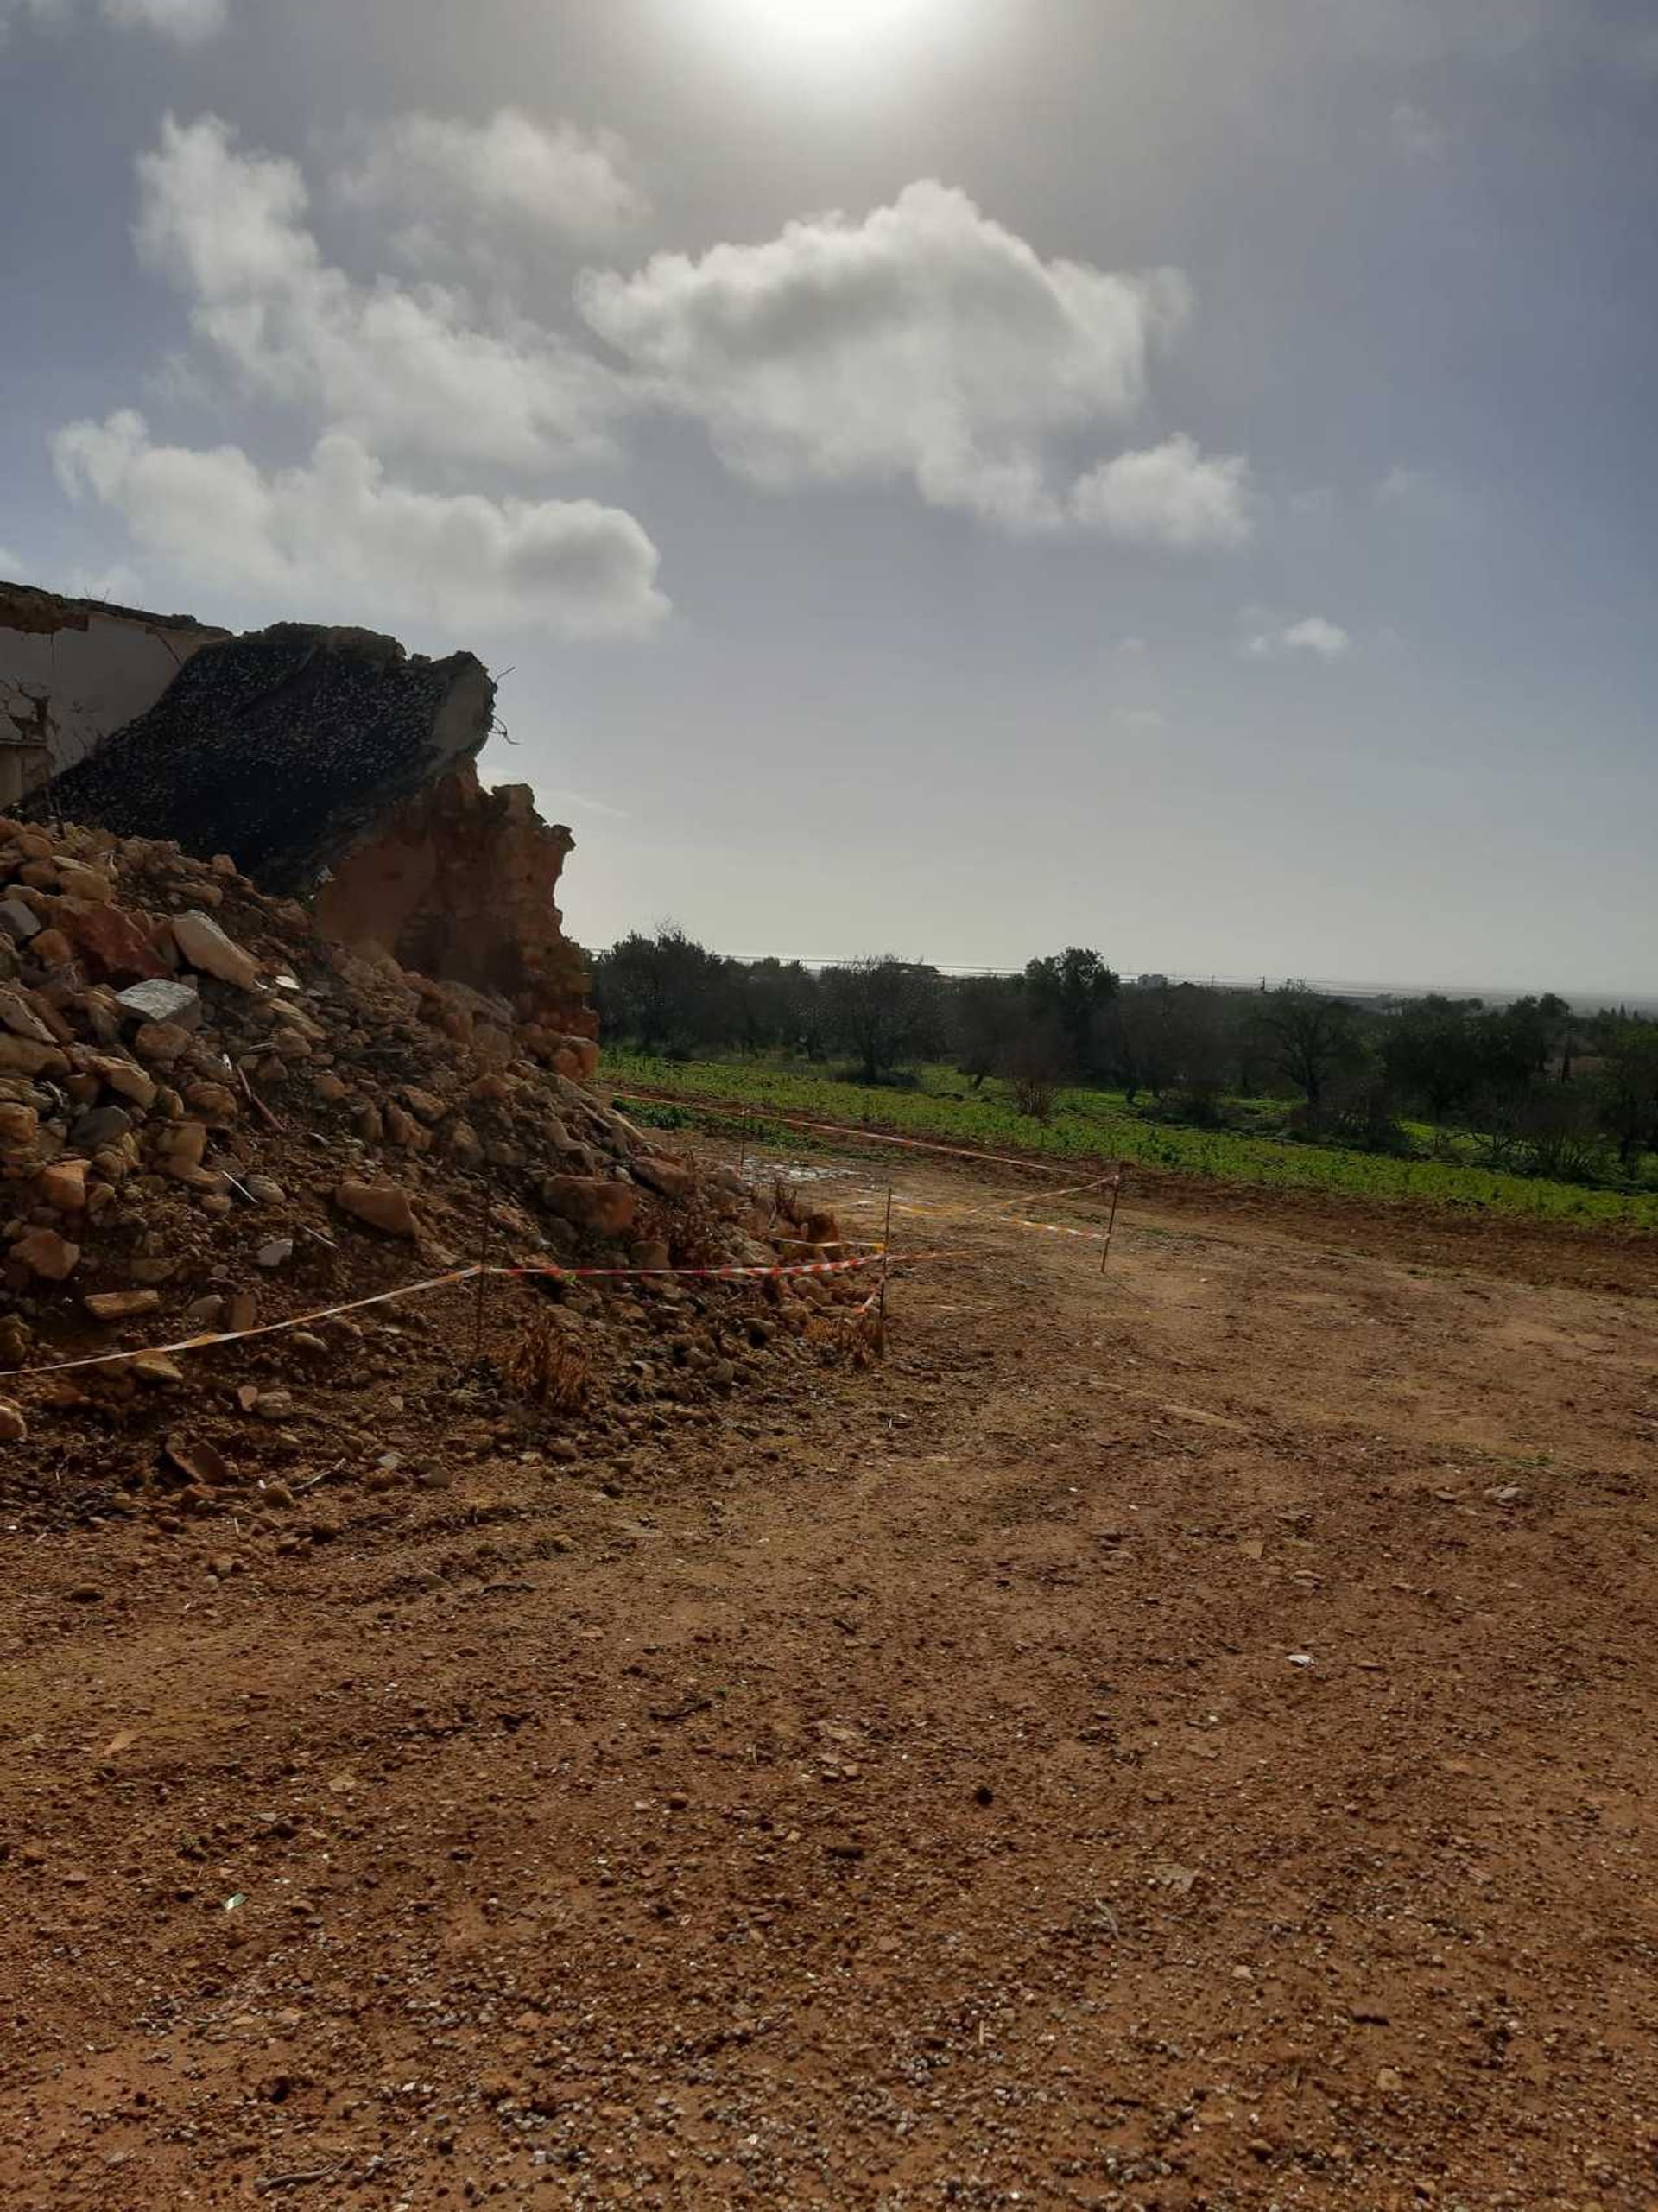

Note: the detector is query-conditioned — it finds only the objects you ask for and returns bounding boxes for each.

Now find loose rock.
[171,910,262,991]
[333,1181,420,1238]
[85,1290,163,1321]
[11,1226,80,1280]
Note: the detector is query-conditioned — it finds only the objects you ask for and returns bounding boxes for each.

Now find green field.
[603,1051,1658,1233]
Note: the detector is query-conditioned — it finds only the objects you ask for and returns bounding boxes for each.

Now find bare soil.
[3,1141,1655,2209]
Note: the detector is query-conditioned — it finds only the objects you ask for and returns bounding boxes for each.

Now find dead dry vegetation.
[0,1087,1654,2208]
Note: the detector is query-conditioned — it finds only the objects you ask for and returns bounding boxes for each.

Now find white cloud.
[102,0,224,41]
[1246,614,1351,660]
[107,123,1251,597]
[1070,434,1253,548]
[1284,616,1350,656]
[337,110,648,253]
[52,410,668,638]
[136,114,621,469]
[579,179,1209,535]
[130,130,1250,552]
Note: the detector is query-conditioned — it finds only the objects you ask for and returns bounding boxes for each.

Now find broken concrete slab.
[44,620,494,896]
[116,979,201,1030]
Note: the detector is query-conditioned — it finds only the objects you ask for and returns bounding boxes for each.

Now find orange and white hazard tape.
[501,1251,938,1285]
[867,1172,1117,1231]
[0,1249,952,1385]
[988,1172,1121,1210]
[982,1212,1115,1246]
[0,1265,483,1382]
[881,1197,1117,1246]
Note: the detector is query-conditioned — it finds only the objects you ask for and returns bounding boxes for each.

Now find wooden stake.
[1101,1165,1125,1275]
[876,1184,895,1343]
[472,1201,494,1363]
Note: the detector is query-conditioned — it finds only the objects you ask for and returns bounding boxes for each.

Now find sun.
[694,0,961,76]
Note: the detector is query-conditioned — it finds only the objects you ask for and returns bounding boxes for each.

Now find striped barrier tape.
[883,1197,1115,1247]
[0,1249,950,1385]
[854,1172,1117,1229]
[977,1211,1114,1247]
[986,1172,1120,1210]
[813,1166,1121,1252]
[0,1266,484,1382]
[501,1252,936,1284]
[769,1232,890,1252]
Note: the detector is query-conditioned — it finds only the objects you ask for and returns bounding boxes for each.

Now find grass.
[604,1050,1658,1233]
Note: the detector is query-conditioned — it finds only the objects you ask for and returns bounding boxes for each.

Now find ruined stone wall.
[314,764,595,1039]
[10,582,597,1043]
[0,581,225,808]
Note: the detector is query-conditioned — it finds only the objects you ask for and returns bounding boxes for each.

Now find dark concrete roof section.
[40,622,496,894]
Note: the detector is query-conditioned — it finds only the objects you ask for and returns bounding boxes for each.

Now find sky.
[2,0,1655,996]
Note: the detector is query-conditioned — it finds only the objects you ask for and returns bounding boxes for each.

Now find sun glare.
[695,0,962,77]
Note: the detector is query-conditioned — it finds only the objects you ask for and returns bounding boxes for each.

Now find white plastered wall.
[0,593,222,808]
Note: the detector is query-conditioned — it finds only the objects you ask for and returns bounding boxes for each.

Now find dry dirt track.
[2,1140,1656,2210]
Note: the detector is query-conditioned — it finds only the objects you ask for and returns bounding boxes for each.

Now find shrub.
[1295,1077,1414,1156]
[1162,1081,1227,1128]
[506,1318,592,1411]
[1011,1073,1059,1121]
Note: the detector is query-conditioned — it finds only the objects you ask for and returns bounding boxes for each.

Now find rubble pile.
[0,814,861,1523]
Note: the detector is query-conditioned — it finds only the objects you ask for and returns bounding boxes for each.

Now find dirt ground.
[2,1136,1655,2209]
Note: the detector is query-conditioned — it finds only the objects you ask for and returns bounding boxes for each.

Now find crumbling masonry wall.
[314,765,594,1039]
[3,585,593,1039]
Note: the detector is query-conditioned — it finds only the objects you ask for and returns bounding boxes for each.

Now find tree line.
[591,929,1658,1185]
